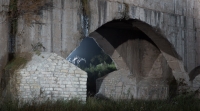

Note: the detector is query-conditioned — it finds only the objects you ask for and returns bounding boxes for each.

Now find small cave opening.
[67,37,117,97]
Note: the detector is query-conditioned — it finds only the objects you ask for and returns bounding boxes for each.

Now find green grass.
[0,94,200,111]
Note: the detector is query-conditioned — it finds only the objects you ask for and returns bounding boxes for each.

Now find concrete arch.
[132,20,180,59]
[131,20,189,83]
[90,19,189,83]
[89,19,189,99]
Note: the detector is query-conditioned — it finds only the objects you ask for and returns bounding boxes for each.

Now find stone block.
[42,84,50,87]
[53,88,62,91]
[27,80,35,84]
[24,86,30,89]
[62,81,70,84]
[75,74,81,77]
[72,82,79,85]
[75,70,84,74]
[73,84,79,88]
[77,89,82,92]
[52,91,59,95]
[80,75,87,78]
[68,70,74,73]
[61,70,68,73]
[79,78,87,82]
[82,89,87,92]
[59,85,65,88]
[72,78,79,82]
[80,81,86,85]
[22,72,30,76]
[80,85,86,89]
[78,91,86,95]
[69,88,76,92]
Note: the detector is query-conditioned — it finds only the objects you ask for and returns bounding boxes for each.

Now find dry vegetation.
[0,94,200,111]
[9,0,53,25]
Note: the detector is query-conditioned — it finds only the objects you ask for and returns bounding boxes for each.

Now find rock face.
[189,66,200,91]
[0,0,200,100]
[14,0,200,73]
[0,0,10,82]
[2,52,87,102]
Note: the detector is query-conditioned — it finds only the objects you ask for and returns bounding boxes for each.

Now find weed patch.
[0,94,200,111]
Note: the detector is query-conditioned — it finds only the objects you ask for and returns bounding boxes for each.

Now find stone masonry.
[3,52,87,102]
[0,0,200,100]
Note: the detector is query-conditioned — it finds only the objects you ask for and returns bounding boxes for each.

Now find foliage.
[67,51,116,96]
[84,62,116,96]
[0,94,200,111]
[4,56,27,71]
[84,62,116,77]
[8,0,53,25]
[90,51,112,66]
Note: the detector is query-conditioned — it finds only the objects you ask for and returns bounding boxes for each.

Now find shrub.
[84,62,116,96]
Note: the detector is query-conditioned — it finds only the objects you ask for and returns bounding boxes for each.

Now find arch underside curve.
[89,19,189,99]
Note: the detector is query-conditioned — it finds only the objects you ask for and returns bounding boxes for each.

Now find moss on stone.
[5,56,28,71]
[1,56,28,100]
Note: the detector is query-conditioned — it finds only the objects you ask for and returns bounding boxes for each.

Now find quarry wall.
[0,0,10,82]
[0,0,200,100]
[14,0,200,72]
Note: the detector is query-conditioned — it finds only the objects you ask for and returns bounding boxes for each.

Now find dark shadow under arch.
[89,19,189,83]
[87,19,192,99]
[93,19,181,60]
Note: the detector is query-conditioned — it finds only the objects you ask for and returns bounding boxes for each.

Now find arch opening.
[88,19,186,99]
[66,37,117,97]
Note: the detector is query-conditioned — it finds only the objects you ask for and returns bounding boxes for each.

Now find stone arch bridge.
[0,0,200,100]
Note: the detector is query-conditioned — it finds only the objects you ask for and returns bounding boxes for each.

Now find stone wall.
[16,0,83,58]
[0,0,200,100]
[0,0,10,82]
[3,52,87,102]
[14,0,199,73]
[88,0,199,73]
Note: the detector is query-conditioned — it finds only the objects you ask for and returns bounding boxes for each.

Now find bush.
[84,62,116,96]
